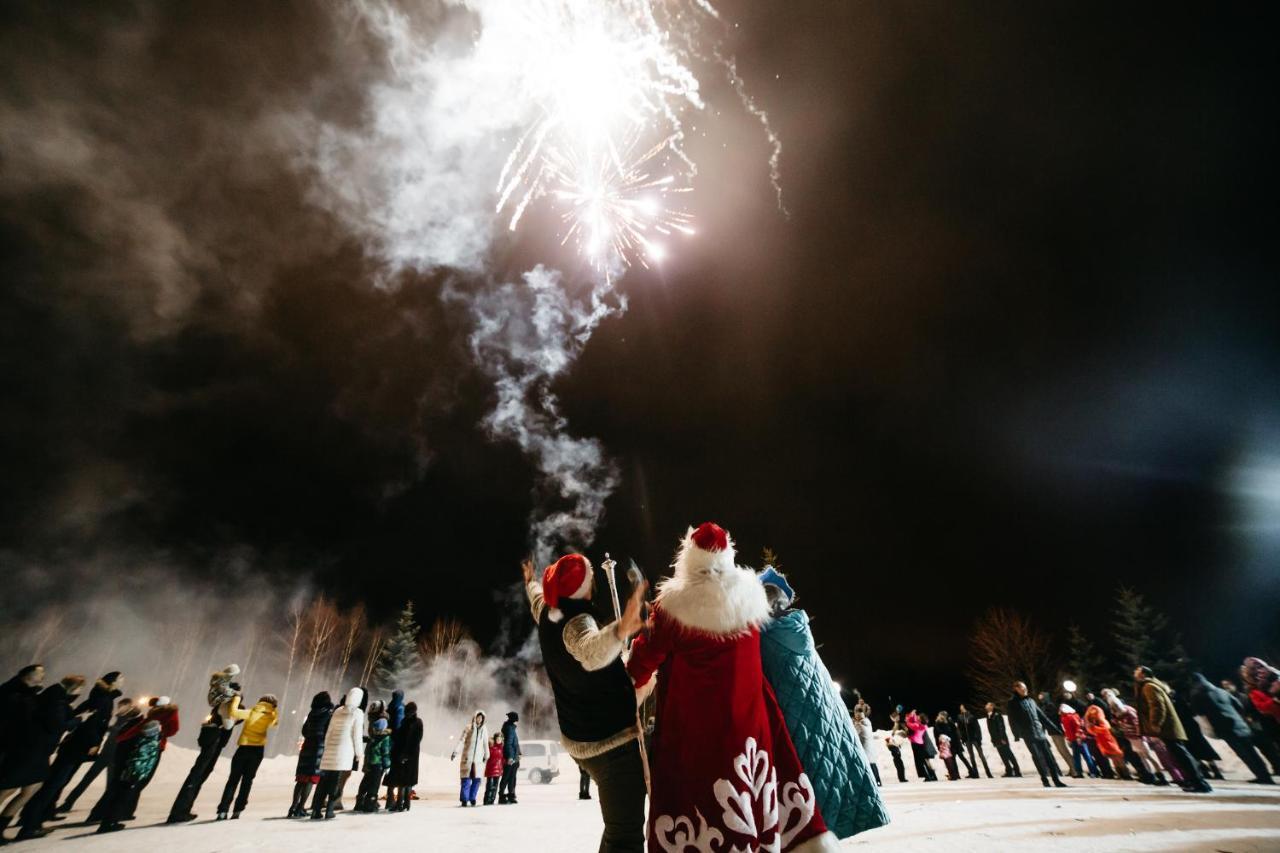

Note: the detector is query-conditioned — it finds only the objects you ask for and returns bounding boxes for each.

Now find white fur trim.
[789,831,841,853]
[655,527,770,635]
[548,607,565,623]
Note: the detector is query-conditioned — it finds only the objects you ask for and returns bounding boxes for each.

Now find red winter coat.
[119,705,180,751]
[1251,689,1280,723]
[1059,710,1084,742]
[627,536,831,853]
[485,743,503,778]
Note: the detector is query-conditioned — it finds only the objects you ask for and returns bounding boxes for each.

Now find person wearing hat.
[522,550,648,851]
[757,565,887,840]
[15,672,123,838]
[168,664,242,823]
[498,711,522,804]
[626,523,839,853]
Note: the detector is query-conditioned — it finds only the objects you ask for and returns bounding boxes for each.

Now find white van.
[521,739,562,784]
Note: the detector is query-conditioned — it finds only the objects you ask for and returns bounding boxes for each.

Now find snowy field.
[19,737,1280,853]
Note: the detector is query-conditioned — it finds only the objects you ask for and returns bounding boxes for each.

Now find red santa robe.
[627,525,837,853]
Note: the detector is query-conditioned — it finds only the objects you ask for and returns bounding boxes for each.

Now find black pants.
[909,741,936,780]
[888,746,908,782]
[62,744,113,810]
[499,761,519,803]
[356,767,385,810]
[169,726,231,820]
[311,771,341,817]
[99,779,148,827]
[993,742,1021,776]
[579,739,646,853]
[1165,740,1209,789]
[1027,739,1062,784]
[483,776,500,805]
[1222,732,1272,781]
[952,744,976,777]
[579,764,592,797]
[218,745,264,814]
[89,745,132,822]
[966,741,993,777]
[20,748,85,830]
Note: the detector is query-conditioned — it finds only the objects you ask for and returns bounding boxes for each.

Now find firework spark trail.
[304,0,782,558]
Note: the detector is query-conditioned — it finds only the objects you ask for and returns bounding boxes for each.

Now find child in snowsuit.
[96,721,161,834]
[938,734,959,780]
[1083,704,1130,780]
[1060,705,1099,778]
[356,716,392,812]
[483,734,504,805]
[217,695,279,820]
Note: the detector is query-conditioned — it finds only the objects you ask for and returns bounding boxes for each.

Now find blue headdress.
[757,566,796,607]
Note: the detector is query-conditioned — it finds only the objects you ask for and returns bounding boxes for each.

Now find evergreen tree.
[1064,623,1106,693]
[374,600,424,692]
[1111,586,1168,682]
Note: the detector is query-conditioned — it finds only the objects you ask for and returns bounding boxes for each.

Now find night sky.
[1,2,1277,708]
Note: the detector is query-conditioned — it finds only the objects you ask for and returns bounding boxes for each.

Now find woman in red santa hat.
[627,523,838,853]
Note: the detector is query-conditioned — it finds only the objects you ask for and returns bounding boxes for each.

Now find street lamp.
[1062,679,1077,694]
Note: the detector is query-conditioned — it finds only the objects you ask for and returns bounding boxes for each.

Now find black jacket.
[385,713,423,786]
[536,598,636,744]
[1008,694,1061,743]
[0,683,75,788]
[987,711,1010,745]
[61,681,120,759]
[933,718,962,751]
[956,711,982,744]
[295,701,334,778]
[1188,674,1250,740]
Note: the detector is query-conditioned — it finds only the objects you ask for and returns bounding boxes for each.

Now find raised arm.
[625,608,671,689]
[522,558,545,623]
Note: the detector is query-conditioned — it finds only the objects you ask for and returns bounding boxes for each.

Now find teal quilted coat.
[761,609,889,839]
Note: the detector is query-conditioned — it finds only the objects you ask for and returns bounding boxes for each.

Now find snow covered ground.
[18,741,1280,852]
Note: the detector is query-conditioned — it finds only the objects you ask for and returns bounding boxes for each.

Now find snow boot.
[216,812,228,821]
[231,811,241,820]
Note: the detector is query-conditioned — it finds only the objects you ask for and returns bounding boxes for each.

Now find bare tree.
[359,627,386,687]
[969,606,1055,703]
[419,617,471,661]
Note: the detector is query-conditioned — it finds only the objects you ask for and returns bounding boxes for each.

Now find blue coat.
[760,609,889,839]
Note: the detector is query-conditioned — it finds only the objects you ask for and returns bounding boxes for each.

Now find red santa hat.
[543,553,593,623]
[674,521,736,578]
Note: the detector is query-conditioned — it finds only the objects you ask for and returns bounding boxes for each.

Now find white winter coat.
[452,711,489,779]
[320,687,366,772]
[853,716,876,756]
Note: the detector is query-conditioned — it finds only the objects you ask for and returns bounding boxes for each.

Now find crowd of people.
[3,521,1279,852]
[877,663,1280,796]
[0,660,455,842]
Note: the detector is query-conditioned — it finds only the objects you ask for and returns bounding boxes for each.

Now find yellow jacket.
[232,700,280,747]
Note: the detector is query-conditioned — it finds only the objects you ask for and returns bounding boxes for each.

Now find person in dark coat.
[499,711,521,805]
[167,665,242,823]
[59,698,139,814]
[932,712,975,779]
[0,667,44,771]
[0,675,83,841]
[95,720,162,834]
[1223,678,1280,775]
[1008,681,1067,788]
[1189,673,1272,783]
[16,673,121,839]
[289,692,333,818]
[1134,666,1211,793]
[985,702,1021,777]
[1173,687,1222,780]
[956,704,992,778]
[384,702,423,812]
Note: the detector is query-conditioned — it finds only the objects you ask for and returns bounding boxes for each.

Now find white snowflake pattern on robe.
[654,737,817,853]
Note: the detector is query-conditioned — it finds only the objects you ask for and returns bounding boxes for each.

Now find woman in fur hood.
[626,523,838,853]
[450,710,489,807]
